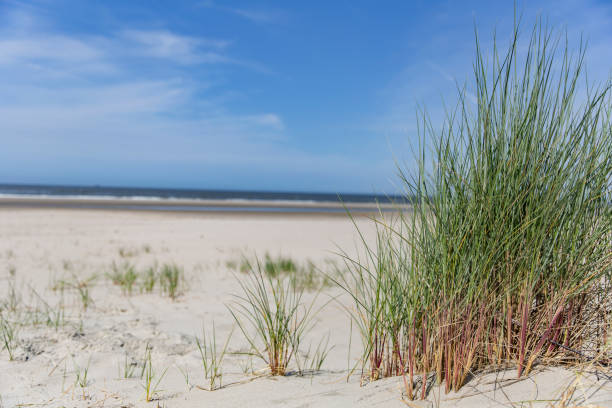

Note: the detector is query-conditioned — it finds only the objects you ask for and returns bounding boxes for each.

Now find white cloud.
[0,35,102,65]
[200,1,287,24]
[0,3,287,163]
[120,29,231,64]
[226,7,286,24]
[244,114,284,130]
[0,2,393,192]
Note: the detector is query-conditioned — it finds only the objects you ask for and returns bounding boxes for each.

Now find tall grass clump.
[108,261,138,295]
[160,263,182,299]
[229,259,318,376]
[340,20,611,398]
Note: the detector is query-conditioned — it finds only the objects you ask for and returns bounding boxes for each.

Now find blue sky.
[0,0,610,193]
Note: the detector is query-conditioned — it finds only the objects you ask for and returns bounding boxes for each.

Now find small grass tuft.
[4,279,20,313]
[141,345,167,402]
[118,247,138,258]
[160,264,182,300]
[108,261,138,295]
[73,357,91,398]
[231,254,337,291]
[55,273,96,311]
[30,288,65,330]
[195,322,233,390]
[263,253,297,278]
[141,266,158,294]
[119,352,138,379]
[302,332,333,374]
[0,314,17,361]
[229,258,319,376]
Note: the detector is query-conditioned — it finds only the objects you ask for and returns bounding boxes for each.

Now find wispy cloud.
[201,1,287,24]
[0,3,287,164]
[0,35,102,65]
[242,113,285,130]
[120,29,231,64]
[225,7,287,24]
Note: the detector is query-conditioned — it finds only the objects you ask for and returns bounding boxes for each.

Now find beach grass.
[31,287,65,330]
[195,321,233,390]
[108,261,138,295]
[338,20,611,399]
[160,263,182,299]
[231,254,335,291]
[73,357,91,395]
[107,262,183,298]
[119,352,138,379]
[141,344,167,401]
[303,332,333,373]
[54,273,96,311]
[0,314,17,361]
[229,258,318,376]
[141,266,158,293]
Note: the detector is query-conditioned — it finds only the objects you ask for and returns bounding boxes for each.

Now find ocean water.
[0,184,405,213]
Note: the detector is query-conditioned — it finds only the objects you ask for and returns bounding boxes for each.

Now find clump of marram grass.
[263,253,297,277]
[140,266,158,294]
[73,357,91,398]
[107,262,185,298]
[230,254,336,291]
[118,246,139,258]
[160,263,182,299]
[0,313,18,361]
[107,261,138,295]
[339,20,611,399]
[3,278,20,313]
[303,332,333,373]
[141,344,167,401]
[229,258,319,376]
[30,287,66,330]
[54,273,96,311]
[118,352,138,379]
[195,322,233,390]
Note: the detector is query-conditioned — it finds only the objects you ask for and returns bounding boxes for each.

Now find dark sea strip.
[0,200,402,214]
[0,183,405,204]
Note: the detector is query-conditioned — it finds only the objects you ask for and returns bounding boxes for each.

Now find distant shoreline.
[0,183,404,204]
[0,195,407,215]
[0,183,407,215]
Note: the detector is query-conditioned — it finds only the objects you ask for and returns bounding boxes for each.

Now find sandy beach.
[1,0,610,405]
[1,205,610,407]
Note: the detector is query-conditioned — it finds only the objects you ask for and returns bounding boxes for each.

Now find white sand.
[0,208,610,407]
